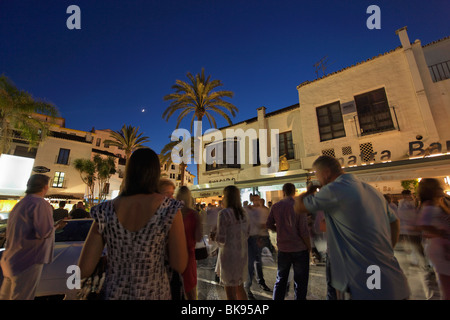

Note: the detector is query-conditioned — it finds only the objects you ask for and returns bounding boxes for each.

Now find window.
[252,139,261,166]
[171,164,175,170]
[205,138,241,171]
[14,146,37,159]
[278,131,294,160]
[354,88,394,135]
[52,172,65,188]
[56,148,70,165]
[316,102,346,141]
[96,138,101,147]
[170,173,175,179]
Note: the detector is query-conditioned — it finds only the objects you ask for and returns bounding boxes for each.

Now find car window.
[55,219,93,242]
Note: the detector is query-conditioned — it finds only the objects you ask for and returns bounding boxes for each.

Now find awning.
[46,193,85,200]
[191,169,310,198]
[342,154,450,182]
[191,154,450,197]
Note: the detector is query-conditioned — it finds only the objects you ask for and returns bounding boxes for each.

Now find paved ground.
[195,242,441,300]
[197,257,327,300]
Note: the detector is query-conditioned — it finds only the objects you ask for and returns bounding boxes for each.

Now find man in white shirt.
[244,194,272,299]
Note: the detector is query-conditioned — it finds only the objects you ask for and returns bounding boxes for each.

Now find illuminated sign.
[0,154,35,196]
[337,150,392,167]
[336,140,450,167]
[409,140,450,157]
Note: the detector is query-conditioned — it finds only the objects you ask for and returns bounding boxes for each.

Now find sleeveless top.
[90,197,182,300]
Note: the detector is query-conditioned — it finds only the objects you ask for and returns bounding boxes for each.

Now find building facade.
[161,161,195,188]
[298,27,450,194]
[194,27,450,202]
[192,104,308,204]
[0,114,194,212]
[2,116,128,209]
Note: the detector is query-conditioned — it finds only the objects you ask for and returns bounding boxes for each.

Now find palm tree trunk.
[195,114,203,185]
[0,119,11,155]
[180,162,186,186]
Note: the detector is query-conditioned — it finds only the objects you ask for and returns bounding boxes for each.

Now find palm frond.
[162,69,238,132]
[0,75,59,154]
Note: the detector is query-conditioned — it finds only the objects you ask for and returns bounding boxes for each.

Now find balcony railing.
[429,60,450,82]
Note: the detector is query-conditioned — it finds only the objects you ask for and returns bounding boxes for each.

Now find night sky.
[1,0,449,182]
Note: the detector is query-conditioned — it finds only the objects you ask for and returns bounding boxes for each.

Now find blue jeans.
[245,236,265,289]
[273,250,309,300]
[325,253,337,300]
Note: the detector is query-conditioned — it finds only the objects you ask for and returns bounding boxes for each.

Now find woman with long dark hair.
[417,178,450,300]
[78,148,188,300]
[214,185,249,300]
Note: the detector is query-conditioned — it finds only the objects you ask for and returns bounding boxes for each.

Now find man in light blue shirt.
[295,155,410,300]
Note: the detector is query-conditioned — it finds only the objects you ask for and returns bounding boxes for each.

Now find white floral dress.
[215,208,250,286]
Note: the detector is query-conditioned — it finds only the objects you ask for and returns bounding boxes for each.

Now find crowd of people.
[0,150,449,300]
[52,200,90,221]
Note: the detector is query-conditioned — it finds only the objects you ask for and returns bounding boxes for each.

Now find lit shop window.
[52,172,65,188]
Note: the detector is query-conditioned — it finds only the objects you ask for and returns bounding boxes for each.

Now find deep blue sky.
[1,0,449,181]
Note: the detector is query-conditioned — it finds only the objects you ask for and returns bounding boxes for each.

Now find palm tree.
[163,68,238,130]
[74,155,117,206]
[103,125,150,162]
[73,158,96,208]
[93,154,116,202]
[0,74,59,155]
[163,68,238,179]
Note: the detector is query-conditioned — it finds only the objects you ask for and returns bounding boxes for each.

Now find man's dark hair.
[25,174,50,195]
[283,183,296,197]
[59,201,66,208]
[401,190,411,195]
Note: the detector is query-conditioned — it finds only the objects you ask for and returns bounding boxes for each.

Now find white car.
[0,218,94,300]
